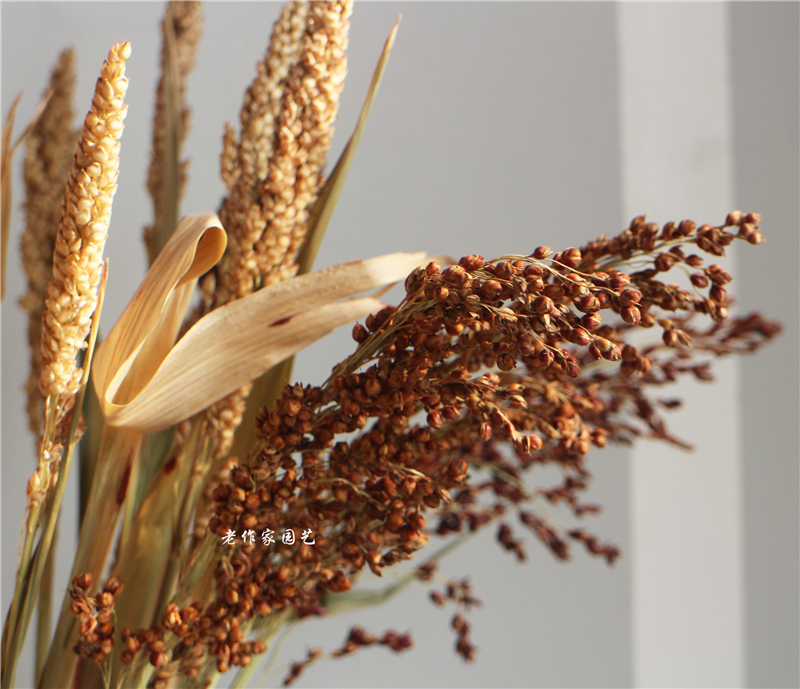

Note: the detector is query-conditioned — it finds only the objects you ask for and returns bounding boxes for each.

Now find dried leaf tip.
[39,41,130,399]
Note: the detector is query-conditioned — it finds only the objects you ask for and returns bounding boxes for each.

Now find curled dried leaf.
[93,213,426,432]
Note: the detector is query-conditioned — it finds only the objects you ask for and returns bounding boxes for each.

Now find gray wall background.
[731,4,799,687]
[1,3,796,688]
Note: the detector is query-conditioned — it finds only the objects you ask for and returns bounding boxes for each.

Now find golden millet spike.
[39,41,130,399]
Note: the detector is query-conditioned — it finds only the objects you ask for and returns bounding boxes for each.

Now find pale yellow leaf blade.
[92,212,226,411]
[95,241,425,433]
[106,296,386,432]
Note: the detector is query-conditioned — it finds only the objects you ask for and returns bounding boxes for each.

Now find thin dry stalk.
[35,512,57,680]
[1,89,54,301]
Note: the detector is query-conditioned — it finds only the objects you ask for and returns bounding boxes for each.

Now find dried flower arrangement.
[0,2,782,689]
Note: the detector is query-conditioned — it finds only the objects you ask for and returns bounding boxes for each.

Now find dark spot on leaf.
[116,463,131,506]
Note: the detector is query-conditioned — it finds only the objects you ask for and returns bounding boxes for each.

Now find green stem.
[79,337,105,527]
[2,397,58,680]
[2,499,42,686]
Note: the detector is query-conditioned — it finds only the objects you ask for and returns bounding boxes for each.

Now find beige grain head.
[39,41,130,400]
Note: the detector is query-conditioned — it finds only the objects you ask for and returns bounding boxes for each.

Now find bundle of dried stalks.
[0,3,782,689]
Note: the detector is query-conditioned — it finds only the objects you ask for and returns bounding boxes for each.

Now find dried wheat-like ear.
[20,48,79,438]
[189,1,352,458]
[143,0,203,265]
[229,15,403,463]
[39,41,130,402]
[209,0,354,307]
[92,212,426,433]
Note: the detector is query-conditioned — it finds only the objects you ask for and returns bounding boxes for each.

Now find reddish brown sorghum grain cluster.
[118,600,266,687]
[281,626,412,687]
[331,625,413,657]
[111,212,778,683]
[282,646,322,686]
[420,564,482,661]
[69,574,123,665]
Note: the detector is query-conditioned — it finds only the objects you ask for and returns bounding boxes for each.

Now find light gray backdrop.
[1,3,797,688]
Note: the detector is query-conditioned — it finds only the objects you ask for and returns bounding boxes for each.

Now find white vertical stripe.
[617,4,744,687]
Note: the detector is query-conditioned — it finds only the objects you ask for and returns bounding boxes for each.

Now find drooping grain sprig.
[107,209,782,685]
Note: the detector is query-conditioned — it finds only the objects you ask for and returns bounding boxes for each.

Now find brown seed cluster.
[118,599,267,687]
[188,212,777,675]
[332,626,413,657]
[102,211,779,682]
[282,646,322,686]
[70,574,123,665]
[423,568,482,661]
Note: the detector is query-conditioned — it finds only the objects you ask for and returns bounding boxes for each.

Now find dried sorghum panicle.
[69,574,124,665]
[330,625,412,659]
[421,575,481,660]
[20,48,79,436]
[39,41,130,400]
[281,646,322,686]
[142,211,777,679]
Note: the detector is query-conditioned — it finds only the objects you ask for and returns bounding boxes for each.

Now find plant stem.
[3,273,104,689]
[35,521,57,680]
[4,266,107,689]
[79,372,104,526]
[39,426,142,688]
[2,396,57,678]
